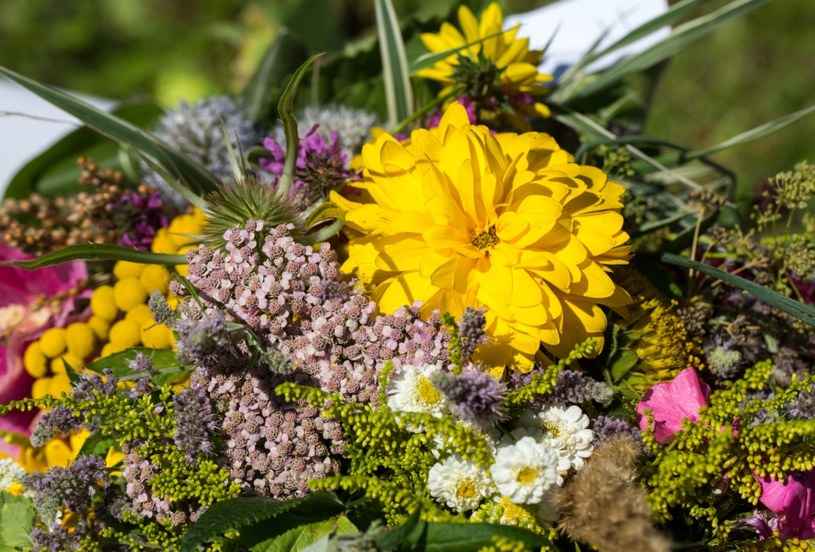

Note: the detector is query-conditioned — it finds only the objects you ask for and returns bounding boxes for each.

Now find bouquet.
[1,1,815,550]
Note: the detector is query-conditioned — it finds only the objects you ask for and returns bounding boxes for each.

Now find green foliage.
[643,360,815,540]
[0,492,35,551]
[85,347,188,385]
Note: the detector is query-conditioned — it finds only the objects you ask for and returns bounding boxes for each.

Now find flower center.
[416,376,442,406]
[542,422,561,438]
[471,225,499,250]
[516,466,538,484]
[456,478,477,498]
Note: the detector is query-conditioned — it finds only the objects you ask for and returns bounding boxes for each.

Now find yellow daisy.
[417,2,553,130]
[332,103,631,373]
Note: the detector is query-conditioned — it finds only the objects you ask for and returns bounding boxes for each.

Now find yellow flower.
[417,2,553,130]
[332,103,631,372]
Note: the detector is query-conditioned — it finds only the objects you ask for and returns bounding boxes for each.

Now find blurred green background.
[1,0,813,202]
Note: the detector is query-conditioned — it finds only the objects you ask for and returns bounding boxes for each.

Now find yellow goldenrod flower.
[417,2,553,130]
[333,103,630,373]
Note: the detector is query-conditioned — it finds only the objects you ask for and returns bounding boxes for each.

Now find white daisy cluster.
[387,364,448,419]
[0,458,25,492]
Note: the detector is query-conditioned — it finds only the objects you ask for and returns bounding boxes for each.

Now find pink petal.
[636,367,710,445]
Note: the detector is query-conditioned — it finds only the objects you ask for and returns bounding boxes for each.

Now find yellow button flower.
[113,260,146,280]
[139,264,171,295]
[140,321,172,349]
[333,103,631,372]
[87,315,111,340]
[113,277,149,312]
[66,322,96,359]
[23,342,48,378]
[38,327,67,358]
[90,285,118,321]
[108,319,141,348]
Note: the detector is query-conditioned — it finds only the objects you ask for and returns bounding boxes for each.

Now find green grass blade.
[685,104,815,159]
[374,0,414,127]
[660,252,815,327]
[0,244,186,269]
[276,53,324,195]
[410,29,506,75]
[0,65,221,195]
[583,0,708,66]
[564,0,769,102]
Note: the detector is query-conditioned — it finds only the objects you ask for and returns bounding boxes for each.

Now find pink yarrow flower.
[636,367,711,445]
[0,244,87,456]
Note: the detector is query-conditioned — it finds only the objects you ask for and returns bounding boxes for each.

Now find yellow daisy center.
[542,422,561,438]
[471,225,499,251]
[416,376,442,406]
[456,479,477,499]
[516,466,538,484]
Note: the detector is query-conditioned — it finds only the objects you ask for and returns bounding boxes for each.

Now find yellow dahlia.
[332,103,631,373]
[417,2,553,130]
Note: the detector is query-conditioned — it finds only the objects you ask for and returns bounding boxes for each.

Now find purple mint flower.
[24,455,108,520]
[432,366,507,427]
[172,384,217,460]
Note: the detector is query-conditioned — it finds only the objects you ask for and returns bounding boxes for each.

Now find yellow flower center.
[516,466,538,484]
[471,225,499,250]
[542,422,561,438]
[416,376,442,406]
[456,479,477,498]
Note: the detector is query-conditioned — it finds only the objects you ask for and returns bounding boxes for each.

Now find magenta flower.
[752,470,815,539]
[0,244,87,455]
[636,367,711,445]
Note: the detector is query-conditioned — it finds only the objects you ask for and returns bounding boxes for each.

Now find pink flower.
[753,470,815,539]
[0,244,87,455]
[636,367,711,445]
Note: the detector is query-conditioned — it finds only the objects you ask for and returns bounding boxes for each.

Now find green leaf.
[660,252,815,327]
[77,432,118,461]
[0,65,220,195]
[562,0,769,102]
[609,349,640,382]
[0,492,35,551]
[252,516,358,552]
[86,348,186,386]
[685,103,815,159]
[409,29,506,75]
[378,521,550,552]
[277,53,325,196]
[180,492,344,552]
[374,0,414,127]
[0,244,186,270]
[4,101,163,200]
[375,506,425,549]
[242,29,309,122]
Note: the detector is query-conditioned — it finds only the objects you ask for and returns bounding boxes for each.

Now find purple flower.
[432,366,506,427]
[753,470,815,538]
[111,187,169,250]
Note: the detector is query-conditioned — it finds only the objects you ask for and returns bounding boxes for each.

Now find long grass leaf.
[660,252,815,327]
[0,66,221,194]
[685,104,815,159]
[564,0,769,102]
[410,29,506,75]
[276,53,324,195]
[0,244,187,269]
[374,0,414,127]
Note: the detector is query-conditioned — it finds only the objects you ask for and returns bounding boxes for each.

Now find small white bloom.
[518,405,594,476]
[387,364,447,417]
[427,456,492,512]
[490,436,558,505]
[0,458,26,492]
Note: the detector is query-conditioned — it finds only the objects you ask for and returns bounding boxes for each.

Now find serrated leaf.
[181,492,344,552]
[0,65,220,195]
[423,522,549,551]
[0,492,35,551]
[0,244,186,270]
[660,252,815,327]
[86,348,186,386]
[375,0,414,127]
[252,516,358,552]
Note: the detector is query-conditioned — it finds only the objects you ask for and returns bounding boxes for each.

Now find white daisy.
[490,436,559,505]
[387,364,447,417]
[518,405,594,476]
[0,458,25,492]
[427,456,492,512]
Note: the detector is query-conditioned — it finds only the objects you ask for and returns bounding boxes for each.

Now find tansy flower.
[427,455,492,512]
[490,436,558,504]
[417,3,553,130]
[387,364,448,417]
[333,103,631,373]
